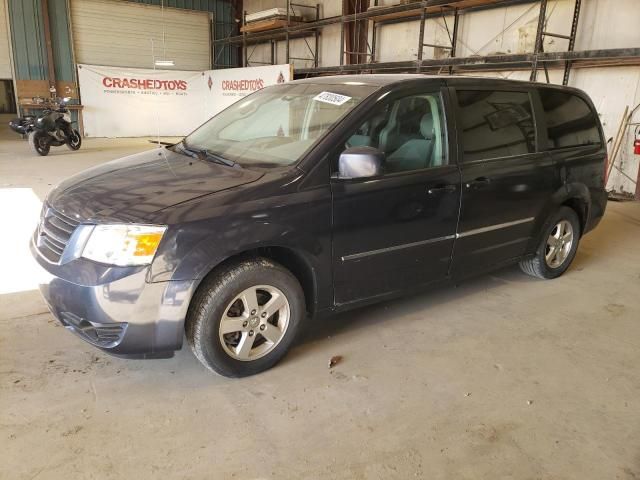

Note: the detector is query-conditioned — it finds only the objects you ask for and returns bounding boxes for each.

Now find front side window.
[342,91,448,174]
[538,89,602,149]
[183,83,377,167]
[457,90,535,162]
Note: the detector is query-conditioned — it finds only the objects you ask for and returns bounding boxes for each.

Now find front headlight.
[81,224,167,266]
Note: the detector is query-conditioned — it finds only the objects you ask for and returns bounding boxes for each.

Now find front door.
[449,86,560,278]
[331,87,461,305]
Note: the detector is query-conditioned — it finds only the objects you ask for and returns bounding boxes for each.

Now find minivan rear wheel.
[186,258,305,377]
[520,206,581,280]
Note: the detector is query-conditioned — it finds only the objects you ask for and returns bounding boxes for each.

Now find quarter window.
[538,89,602,149]
[457,90,536,162]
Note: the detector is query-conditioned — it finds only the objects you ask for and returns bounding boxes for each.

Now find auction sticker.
[313,91,352,106]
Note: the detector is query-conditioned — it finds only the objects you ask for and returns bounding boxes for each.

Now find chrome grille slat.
[52,209,80,227]
[41,236,64,254]
[48,215,75,234]
[36,205,80,263]
[41,223,67,246]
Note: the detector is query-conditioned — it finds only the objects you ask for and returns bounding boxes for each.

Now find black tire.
[520,206,581,280]
[66,129,82,151]
[28,131,50,156]
[186,258,305,377]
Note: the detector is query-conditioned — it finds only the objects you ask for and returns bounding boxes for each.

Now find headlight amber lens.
[82,224,167,266]
[132,231,165,258]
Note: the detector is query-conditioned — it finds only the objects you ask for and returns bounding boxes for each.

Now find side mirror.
[337,146,384,179]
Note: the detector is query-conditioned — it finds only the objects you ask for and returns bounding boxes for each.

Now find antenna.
[150,37,160,147]
[154,0,174,67]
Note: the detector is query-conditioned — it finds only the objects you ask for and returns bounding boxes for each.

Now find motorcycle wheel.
[66,129,82,151]
[28,131,50,156]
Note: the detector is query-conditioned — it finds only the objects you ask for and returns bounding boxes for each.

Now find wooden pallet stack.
[241,8,305,33]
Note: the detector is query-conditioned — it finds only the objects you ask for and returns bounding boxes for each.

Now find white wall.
[244,0,341,68]
[576,67,640,194]
[375,0,640,62]
[243,0,640,67]
[242,0,640,194]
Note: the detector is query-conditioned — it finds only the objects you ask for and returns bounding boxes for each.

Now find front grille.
[37,205,80,263]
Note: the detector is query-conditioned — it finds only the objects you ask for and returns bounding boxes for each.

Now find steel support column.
[448,7,459,74]
[530,0,547,81]
[563,0,582,85]
[416,5,427,72]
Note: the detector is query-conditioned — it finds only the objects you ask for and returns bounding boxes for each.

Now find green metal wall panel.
[8,0,48,80]
[8,0,237,83]
[49,0,74,82]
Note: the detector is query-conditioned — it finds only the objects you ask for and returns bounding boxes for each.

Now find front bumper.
[30,239,196,357]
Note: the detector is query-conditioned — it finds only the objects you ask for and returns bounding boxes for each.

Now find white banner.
[77,64,206,137]
[78,64,292,138]
[205,64,292,117]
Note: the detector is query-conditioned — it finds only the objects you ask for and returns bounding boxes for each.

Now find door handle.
[427,184,457,195]
[465,177,491,189]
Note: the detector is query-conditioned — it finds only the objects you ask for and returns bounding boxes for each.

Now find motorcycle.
[8,115,36,135]
[9,97,82,156]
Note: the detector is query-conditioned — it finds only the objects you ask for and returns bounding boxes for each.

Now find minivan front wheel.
[186,258,305,377]
[520,206,581,280]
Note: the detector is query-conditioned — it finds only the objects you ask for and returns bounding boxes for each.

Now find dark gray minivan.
[32,75,607,377]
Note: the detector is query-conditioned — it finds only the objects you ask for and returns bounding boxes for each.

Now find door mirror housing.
[337,147,384,179]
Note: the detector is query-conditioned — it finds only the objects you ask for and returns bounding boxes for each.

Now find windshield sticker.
[313,91,352,106]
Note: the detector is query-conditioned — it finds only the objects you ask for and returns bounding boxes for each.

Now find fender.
[525,182,591,254]
[172,226,329,314]
[182,225,324,279]
[147,182,333,312]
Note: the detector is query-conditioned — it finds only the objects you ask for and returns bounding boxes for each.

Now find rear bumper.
[31,240,196,357]
[585,189,608,235]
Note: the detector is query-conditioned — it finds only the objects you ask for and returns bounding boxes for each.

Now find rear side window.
[457,90,535,162]
[538,89,602,149]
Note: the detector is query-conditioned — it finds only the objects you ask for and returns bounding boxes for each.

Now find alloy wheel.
[545,220,574,268]
[218,285,290,361]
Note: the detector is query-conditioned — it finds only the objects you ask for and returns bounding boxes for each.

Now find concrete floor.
[1,122,640,479]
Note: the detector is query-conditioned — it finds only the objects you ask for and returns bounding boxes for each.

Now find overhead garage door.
[70,0,211,71]
[0,0,12,78]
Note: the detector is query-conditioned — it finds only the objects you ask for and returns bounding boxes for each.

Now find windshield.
[182,83,377,167]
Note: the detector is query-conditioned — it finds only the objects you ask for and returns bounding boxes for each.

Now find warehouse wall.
[0,0,12,79]
[242,0,640,195]
[71,0,212,70]
[242,0,639,67]
[242,0,342,69]
[5,0,237,115]
[375,0,639,62]
[7,0,48,81]
[0,0,13,114]
[7,0,78,104]
[125,0,238,68]
[48,0,74,83]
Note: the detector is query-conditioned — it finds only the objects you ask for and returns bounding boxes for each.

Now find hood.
[47,147,264,223]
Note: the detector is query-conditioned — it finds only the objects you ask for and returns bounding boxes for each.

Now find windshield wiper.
[202,149,240,168]
[174,142,199,159]
[178,142,240,168]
